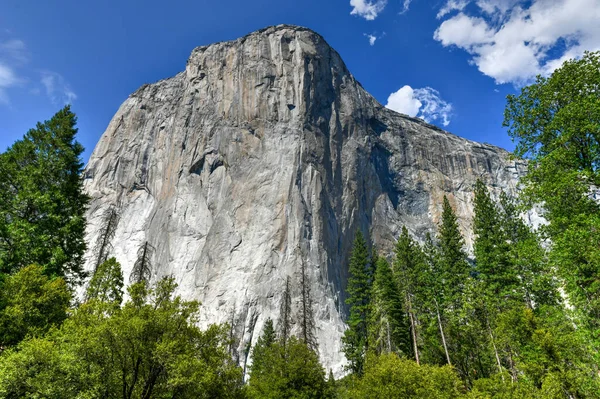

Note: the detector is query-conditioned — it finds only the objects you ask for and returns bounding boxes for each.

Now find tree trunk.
[407,294,420,365]
[488,323,504,382]
[435,299,451,366]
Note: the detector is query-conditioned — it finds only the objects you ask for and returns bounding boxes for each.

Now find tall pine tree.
[342,230,372,374]
[369,255,411,357]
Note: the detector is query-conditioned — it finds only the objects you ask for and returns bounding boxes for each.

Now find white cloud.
[365,34,377,46]
[0,63,18,104]
[385,85,453,127]
[350,0,388,20]
[437,0,469,18]
[400,0,412,14]
[364,32,385,46]
[0,39,29,64]
[434,0,600,84]
[41,71,77,105]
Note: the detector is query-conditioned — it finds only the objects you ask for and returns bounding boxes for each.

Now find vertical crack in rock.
[83,24,525,376]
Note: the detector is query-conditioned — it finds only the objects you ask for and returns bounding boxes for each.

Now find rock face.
[83,25,524,375]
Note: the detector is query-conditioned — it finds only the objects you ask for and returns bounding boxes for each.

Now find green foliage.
[0,276,245,398]
[438,197,470,307]
[342,231,372,374]
[0,106,89,280]
[0,264,71,347]
[85,257,124,307]
[504,51,600,340]
[393,227,427,362]
[346,353,464,399]
[369,256,410,356]
[248,328,327,399]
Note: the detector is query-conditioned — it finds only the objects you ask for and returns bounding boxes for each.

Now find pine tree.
[438,197,470,309]
[279,276,292,348]
[130,241,154,284]
[0,106,89,280]
[299,258,318,353]
[473,180,516,299]
[393,227,424,364]
[342,230,372,375]
[369,255,410,357]
[435,197,470,366]
[92,208,120,276]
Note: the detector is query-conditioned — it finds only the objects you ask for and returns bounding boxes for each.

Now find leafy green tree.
[85,257,124,308]
[347,353,464,399]
[369,256,410,357]
[248,330,327,399]
[0,106,89,280]
[342,231,372,374]
[0,276,245,398]
[504,51,600,340]
[0,264,71,347]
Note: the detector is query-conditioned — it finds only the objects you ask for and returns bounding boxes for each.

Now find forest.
[0,52,598,398]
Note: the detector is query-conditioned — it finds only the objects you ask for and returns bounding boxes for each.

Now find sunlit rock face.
[83,25,524,375]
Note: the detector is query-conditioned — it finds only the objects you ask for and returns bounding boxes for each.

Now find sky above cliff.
[1,0,599,162]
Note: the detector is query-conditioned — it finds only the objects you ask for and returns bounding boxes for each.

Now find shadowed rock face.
[83,24,524,375]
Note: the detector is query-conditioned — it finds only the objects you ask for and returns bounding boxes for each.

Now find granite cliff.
[83,25,524,374]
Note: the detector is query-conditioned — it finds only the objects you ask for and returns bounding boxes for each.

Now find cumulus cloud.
[434,0,600,84]
[350,0,388,20]
[41,71,77,105]
[385,85,453,127]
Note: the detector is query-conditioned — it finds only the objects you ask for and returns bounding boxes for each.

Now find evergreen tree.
[0,106,89,280]
[393,227,424,364]
[92,207,120,275]
[435,197,470,367]
[299,258,318,353]
[130,241,154,284]
[369,255,410,357]
[342,231,372,375]
[279,276,293,348]
[473,180,517,299]
[438,196,470,307]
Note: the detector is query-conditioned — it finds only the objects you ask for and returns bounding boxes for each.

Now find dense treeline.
[0,52,599,398]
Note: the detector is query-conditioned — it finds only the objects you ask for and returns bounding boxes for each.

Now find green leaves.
[0,264,71,347]
[0,106,89,281]
[342,231,373,375]
[0,273,245,399]
[248,325,327,399]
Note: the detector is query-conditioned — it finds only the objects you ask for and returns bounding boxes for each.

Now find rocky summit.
[83,24,524,375]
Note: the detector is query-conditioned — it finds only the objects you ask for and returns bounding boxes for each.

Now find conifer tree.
[0,106,89,280]
[130,241,154,284]
[279,276,292,348]
[369,255,410,356]
[435,197,470,366]
[342,230,372,374]
[393,227,424,364]
[299,258,318,353]
[92,208,120,276]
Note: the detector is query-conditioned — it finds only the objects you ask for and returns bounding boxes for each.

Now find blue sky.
[1,0,599,162]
